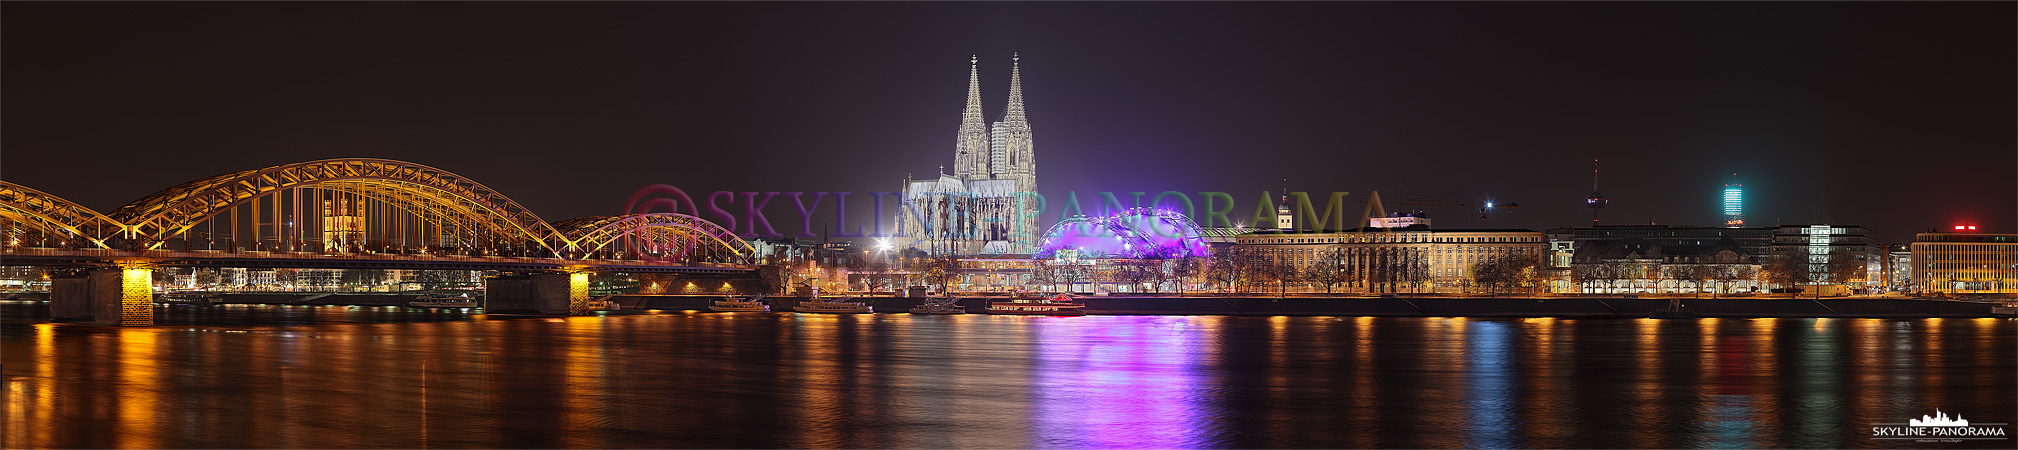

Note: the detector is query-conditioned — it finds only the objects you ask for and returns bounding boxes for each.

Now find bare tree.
[1761,255,1812,296]
[1667,264,1708,297]
[1308,247,1355,294]
[1114,259,1159,294]
[1825,249,1866,295]
[1263,258,1300,297]
[1205,250,1243,293]
[1169,256,1205,295]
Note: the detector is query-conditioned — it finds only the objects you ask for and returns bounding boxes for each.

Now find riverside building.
[1910,229,2018,294]
[1234,227,1546,293]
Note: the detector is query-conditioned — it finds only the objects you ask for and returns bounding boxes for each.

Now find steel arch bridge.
[1,158,752,264]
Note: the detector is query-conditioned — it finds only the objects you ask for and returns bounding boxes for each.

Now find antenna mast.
[1585,159,1607,225]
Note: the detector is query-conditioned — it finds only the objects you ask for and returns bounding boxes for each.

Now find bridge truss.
[2,158,752,264]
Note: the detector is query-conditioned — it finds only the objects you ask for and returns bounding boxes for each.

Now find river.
[4,301,2012,448]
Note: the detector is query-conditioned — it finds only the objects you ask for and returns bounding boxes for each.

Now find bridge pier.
[49,267,154,326]
[484,272,589,315]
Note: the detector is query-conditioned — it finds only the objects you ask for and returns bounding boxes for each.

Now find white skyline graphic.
[1910,409,1970,427]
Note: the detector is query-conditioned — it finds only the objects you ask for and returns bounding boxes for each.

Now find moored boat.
[794,296,873,314]
[711,294,771,312]
[987,294,1085,316]
[158,291,223,305]
[409,292,479,308]
[909,295,965,315]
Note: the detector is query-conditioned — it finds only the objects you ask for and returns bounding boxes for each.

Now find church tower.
[991,53,1038,252]
[953,56,990,178]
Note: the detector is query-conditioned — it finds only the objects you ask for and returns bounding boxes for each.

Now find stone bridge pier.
[49,267,154,326]
[484,272,590,315]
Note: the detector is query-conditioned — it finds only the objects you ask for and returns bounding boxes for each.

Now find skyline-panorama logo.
[1872,409,2008,443]
[1910,409,1970,427]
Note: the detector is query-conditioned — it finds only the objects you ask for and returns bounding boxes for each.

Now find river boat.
[409,292,479,308]
[158,291,222,305]
[987,294,1086,316]
[909,295,965,315]
[711,295,771,312]
[794,296,873,314]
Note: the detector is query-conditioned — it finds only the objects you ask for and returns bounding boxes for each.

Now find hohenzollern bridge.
[1,158,756,325]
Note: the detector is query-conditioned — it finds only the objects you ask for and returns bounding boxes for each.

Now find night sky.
[4,2,2012,244]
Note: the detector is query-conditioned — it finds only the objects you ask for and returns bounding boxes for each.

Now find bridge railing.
[3,247,755,269]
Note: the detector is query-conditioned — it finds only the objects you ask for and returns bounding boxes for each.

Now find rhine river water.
[4,301,2013,449]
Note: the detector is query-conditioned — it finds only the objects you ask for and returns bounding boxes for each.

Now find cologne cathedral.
[897,55,1039,255]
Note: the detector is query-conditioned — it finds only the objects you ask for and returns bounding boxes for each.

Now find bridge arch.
[104,158,567,252]
[0,181,128,248]
[552,213,755,264]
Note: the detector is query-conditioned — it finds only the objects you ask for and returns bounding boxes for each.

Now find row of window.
[1249,235,1543,244]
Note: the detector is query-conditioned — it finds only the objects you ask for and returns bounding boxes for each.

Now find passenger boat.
[158,291,222,305]
[908,295,965,315]
[987,294,1086,316]
[711,295,771,312]
[409,292,479,308]
[794,296,872,314]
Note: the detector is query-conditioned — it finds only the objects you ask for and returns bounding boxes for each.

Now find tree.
[1667,264,1708,297]
[1761,256,1812,295]
[922,257,960,293]
[860,258,894,293]
[1114,259,1159,293]
[1169,256,1205,295]
[340,268,389,290]
[1263,258,1300,297]
[1708,264,1755,296]
[1569,263,1603,294]
[1399,251,1433,294]
[1471,256,1540,296]
[1825,250,1866,294]
[1308,247,1355,294]
[1205,250,1243,293]
[1027,261,1059,293]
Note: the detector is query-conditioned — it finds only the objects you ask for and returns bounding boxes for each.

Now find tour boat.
[158,291,222,305]
[794,296,873,314]
[409,293,479,308]
[908,296,965,315]
[711,295,771,312]
[987,294,1086,316]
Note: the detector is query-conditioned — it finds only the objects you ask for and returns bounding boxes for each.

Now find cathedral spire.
[1002,53,1026,125]
[954,55,988,177]
[964,55,984,126]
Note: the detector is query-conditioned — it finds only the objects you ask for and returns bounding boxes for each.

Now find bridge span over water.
[2,158,759,325]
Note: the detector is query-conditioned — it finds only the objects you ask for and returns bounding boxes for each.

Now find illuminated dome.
[1033,208,1210,260]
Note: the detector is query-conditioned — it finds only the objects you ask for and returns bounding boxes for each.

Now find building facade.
[1559,225,1774,294]
[1770,224,1882,293]
[898,55,1039,256]
[1235,228,1547,293]
[1910,232,2018,293]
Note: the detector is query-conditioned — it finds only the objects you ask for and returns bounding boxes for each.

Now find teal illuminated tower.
[1722,174,1744,227]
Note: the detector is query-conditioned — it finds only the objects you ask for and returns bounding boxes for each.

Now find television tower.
[1722,172,1744,227]
[1585,159,1606,225]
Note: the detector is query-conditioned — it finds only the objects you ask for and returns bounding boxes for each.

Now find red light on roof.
[1968,226,1978,230]
[1956,225,1967,230]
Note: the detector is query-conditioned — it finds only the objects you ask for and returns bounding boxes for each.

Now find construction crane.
[1357,188,1517,228]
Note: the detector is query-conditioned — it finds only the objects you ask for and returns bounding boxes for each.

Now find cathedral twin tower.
[898,55,1040,256]
[952,54,1036,186]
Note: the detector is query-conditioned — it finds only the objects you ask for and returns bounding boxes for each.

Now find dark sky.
[5,2,2012,244]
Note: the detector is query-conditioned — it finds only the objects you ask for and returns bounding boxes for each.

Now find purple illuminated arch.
[1033,207,1210,260]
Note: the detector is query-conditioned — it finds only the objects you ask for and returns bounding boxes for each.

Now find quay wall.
[203,293,2002,318]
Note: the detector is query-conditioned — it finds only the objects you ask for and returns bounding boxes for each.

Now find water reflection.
[0,302,2012,449]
